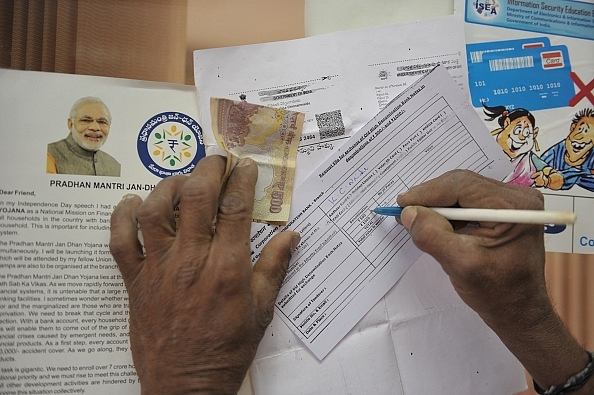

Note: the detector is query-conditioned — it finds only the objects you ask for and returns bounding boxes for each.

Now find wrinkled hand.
[397,169,547,320]
[110,156,299,394]
[397,169,590,391]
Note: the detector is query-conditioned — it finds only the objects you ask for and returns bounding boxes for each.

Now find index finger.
[399,205,474,274]
[397,169,544,211]
[110,194,144,282]
[176,155,227,246]
[136,175,189,255]
[212,158,257,253]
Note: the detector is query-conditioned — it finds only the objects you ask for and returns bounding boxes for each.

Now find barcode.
[469,47,512,63]
[489,56,534,71]
[315,110,345,140]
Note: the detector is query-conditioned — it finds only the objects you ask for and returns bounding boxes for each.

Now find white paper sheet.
[339,27,466,128]
[250,65,511,359]
[194,14,528,394]
[193,15,469,186]
[252,254,525,395]
[194,34,349,185]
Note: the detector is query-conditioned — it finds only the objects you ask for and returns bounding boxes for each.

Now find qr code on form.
[315,110,345,140]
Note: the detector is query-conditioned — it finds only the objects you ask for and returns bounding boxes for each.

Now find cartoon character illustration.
[537,108,594,191]
[483,104,562,188]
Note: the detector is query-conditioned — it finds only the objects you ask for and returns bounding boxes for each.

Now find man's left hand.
[110,156,299,394]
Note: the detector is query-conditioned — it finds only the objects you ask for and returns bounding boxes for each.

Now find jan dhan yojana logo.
[137,112,205,178]
[471,0,500,19]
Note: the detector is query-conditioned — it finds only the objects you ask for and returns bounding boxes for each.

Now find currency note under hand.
[211,97,305,224]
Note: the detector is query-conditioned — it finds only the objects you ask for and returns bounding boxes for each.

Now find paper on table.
[250,65,512,359]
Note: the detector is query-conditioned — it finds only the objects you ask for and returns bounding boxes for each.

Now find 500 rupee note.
[211,97,304,224]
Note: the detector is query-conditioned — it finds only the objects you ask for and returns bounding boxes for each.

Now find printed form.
[194,15,469,186]
[251,65,511,359]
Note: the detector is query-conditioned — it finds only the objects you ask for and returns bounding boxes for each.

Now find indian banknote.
[211,97,304,224]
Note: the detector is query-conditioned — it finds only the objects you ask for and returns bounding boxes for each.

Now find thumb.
[251,231,300,329]
[400,206,467,273]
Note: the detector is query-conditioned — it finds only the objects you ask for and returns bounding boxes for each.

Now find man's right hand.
[397,169,592,393]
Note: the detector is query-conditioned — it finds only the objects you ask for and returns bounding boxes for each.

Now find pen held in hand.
[372,206,577,225]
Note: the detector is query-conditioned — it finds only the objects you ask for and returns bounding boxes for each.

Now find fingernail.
[237,157,254,167]
[119,193,137,203]
[396,192,407,209]
[290,233,301,251]
[400,206,418,231]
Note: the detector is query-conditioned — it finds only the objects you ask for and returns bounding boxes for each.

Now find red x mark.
[569,72,594,106]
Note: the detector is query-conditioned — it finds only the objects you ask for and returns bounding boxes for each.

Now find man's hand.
[110,156,299,394]
[397,169,547,321]
[397,169,591,392]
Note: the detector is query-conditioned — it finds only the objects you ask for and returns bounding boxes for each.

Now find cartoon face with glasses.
[483,104,562,189]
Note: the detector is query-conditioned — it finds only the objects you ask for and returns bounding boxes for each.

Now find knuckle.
[180,181,213,206]
[448,168,473,179]
[501,184,545,210]
[525,187,545,209]
[136,197,171,226]
[109,237,127,261]
[214,269,245,296]
[219,192,250,217]
[445,169,475,187]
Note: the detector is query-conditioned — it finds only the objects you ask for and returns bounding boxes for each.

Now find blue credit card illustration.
[468,44,575,111]
[467,37,551,64]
